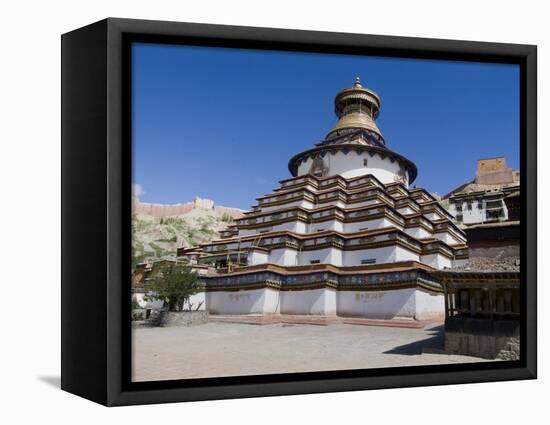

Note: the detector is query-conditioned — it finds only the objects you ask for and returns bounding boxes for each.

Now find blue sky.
[132,43,519,210]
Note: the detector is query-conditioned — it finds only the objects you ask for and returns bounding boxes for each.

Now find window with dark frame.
[361,259,377,265]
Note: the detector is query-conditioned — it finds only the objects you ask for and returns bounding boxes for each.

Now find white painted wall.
[404,226,432,239]
[420,253,453,269]
[343,245,418,265]
[238,216,402,238]
[299,247,340,265]
[397,206,415,215]
[310,219,342,233]
[271,221,307,233]
[337,288,444,319]
[424,211,444,221]
[297,151,408,186]
[280,288,337,315]
[206,288,280,314]
[260,199,314,212]
[261,245,420,267]
[270,247,299,265]
[414,290,445,320]
[394,246,421,262]
[205,287,443,320]
[344,217,396,233]
[337,288,416,319]
[248,250,268,265]
[434,231,463,245]
[448,198,509,225]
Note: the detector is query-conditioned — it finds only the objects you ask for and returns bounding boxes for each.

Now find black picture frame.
[61,17,537,406]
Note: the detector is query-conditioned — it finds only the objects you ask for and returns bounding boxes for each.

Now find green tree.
[147,263,202,311]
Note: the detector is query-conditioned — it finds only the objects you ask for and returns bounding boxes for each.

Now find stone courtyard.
[132,321,489,382]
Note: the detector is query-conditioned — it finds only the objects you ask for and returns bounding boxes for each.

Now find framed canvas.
[61,18,537,406]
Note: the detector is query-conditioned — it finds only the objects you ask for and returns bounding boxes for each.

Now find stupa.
[178,77,469,320]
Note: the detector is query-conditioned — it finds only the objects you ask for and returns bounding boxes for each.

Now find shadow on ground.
[38,376,61,388]
[383,325,444,355]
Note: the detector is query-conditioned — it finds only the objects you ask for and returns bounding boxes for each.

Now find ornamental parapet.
[198,227,465,259]
[203,266,442,293]
[255,184,396,210]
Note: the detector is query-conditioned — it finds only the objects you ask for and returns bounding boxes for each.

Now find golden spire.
[326,77,383,140]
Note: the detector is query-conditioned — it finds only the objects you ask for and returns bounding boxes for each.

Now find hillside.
[132,197,244,268]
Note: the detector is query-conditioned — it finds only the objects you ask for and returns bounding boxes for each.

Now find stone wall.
[474,157,515,185]
[445,333,519,360]
[444,317,519,359]
[158,310,209,327]
[132,196,244,218]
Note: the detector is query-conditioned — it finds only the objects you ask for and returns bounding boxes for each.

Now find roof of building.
[443,156,520,199]
[446,256,520,273]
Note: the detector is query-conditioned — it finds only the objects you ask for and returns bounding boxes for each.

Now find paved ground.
[132,321,489,382]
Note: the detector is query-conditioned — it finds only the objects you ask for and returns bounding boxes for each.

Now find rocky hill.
[132,197,245,268]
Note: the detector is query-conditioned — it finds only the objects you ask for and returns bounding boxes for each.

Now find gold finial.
[354,76,362,88]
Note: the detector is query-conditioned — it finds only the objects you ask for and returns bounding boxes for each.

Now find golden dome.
[326,77,383,139]
[329,111,381,134]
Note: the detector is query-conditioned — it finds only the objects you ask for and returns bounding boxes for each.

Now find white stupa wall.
[404,227,433,239]
[260,200,314,213]
[270,248,299,266]
[299,247,343,265]
[204,287,443,319]
[297,151,408,186]
[343,217,397,232]
[420,253,453,269]
[238,217,400,237]
[414,290,445,320]
[206,288,280,314]
[240,244,457,268]
[337,288,416,319]
[280,288,337,315]
[434,231,463,245]
[247,250,269,265]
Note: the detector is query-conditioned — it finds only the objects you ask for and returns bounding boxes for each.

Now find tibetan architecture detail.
[443,157,520,227]
[434,270,520,359]
[442,157,520,260]
[176,78,469,320]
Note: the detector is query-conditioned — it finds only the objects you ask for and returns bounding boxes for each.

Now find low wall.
[158,311,209,327]
[445,317,520,359]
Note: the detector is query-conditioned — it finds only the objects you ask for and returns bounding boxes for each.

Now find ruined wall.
[133,196,244,218]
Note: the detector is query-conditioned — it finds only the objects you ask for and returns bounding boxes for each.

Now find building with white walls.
[443,157,520,226]
[178,78,469,321]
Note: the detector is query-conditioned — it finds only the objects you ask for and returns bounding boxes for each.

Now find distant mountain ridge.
[131,197,245,268]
